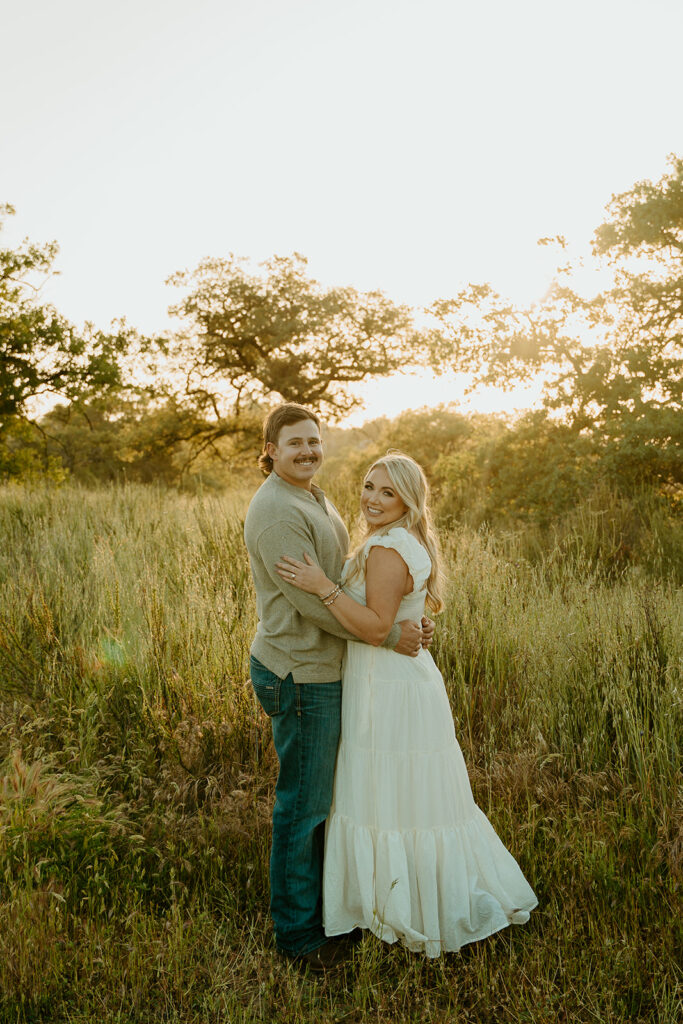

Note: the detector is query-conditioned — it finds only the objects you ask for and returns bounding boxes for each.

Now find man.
[244,403,432,971]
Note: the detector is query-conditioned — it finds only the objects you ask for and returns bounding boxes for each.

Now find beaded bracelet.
[320,585,339,602]
[324,588,343,607]
[322,585,342,606]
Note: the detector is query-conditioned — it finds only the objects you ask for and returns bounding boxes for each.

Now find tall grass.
[0,482,680,1023]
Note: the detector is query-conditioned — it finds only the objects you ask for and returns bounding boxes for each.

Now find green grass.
[0,482,680,1023]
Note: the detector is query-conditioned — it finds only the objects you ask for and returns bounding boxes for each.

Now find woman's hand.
[421,616,435,648]
[276,553,334,598]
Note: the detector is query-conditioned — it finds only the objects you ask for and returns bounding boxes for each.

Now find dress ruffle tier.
[324,742,537,956]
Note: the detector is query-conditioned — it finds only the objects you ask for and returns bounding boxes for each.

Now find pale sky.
[2,0,682,424]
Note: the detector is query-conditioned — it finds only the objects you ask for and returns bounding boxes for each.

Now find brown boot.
[295,938,351,972]
[338,927,364,947]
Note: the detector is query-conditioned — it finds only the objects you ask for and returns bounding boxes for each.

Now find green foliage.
[168,253,420,419]
[593,152,683,263]
[0,205,161,484]
[432,410,598,526]
[322,406,683,583]
[0,205,132,419]
[427,157,683,491]
[33,394,264,487]
[6,155,683,502]
[0,416,67,483]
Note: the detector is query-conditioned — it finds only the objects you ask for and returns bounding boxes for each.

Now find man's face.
[267,419,323,489]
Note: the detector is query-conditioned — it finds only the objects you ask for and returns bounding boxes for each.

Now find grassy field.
[0,482,681,1023]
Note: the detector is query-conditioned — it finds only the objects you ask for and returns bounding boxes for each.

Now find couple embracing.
[244,403,536,971]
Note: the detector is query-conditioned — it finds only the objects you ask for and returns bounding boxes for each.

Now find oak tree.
[167,253,420,419]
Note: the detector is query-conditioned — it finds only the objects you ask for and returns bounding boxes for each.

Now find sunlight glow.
[2,0,682,425]
[344,370,546,427]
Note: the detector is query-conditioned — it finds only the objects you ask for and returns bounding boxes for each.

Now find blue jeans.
[250,655,342,956]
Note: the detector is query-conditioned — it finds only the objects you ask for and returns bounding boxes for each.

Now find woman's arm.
[276,547,414,647]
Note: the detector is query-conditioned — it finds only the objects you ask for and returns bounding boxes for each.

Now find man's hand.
[421,616,435,649]
[394,619,423,658]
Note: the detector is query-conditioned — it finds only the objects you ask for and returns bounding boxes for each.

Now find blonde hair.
[345,452,444,613]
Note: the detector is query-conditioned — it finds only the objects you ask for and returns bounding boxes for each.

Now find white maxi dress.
[323,527,537,956]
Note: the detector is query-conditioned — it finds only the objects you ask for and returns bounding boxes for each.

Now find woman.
[276,452,537,956]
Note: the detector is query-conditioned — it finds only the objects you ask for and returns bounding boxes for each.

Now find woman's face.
[360,466,408,528]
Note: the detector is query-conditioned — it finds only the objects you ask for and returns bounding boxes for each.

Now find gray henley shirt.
[244,471,401,683]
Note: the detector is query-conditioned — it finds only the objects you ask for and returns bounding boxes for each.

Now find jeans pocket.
[250,656,282,716]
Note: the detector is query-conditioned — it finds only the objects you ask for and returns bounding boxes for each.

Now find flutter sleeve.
[363,527,432,592]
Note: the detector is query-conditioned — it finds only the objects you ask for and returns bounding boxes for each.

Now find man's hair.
[258,403,322,475]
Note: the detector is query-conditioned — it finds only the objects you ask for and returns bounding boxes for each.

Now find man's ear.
[266,441,277,459]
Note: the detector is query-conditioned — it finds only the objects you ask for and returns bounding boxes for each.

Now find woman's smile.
[360,466,408,527]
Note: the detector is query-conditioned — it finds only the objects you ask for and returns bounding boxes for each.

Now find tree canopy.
[427,156,683,486]
[0,204,135,424]
[2,155,682,505]
[167,253,419,419]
